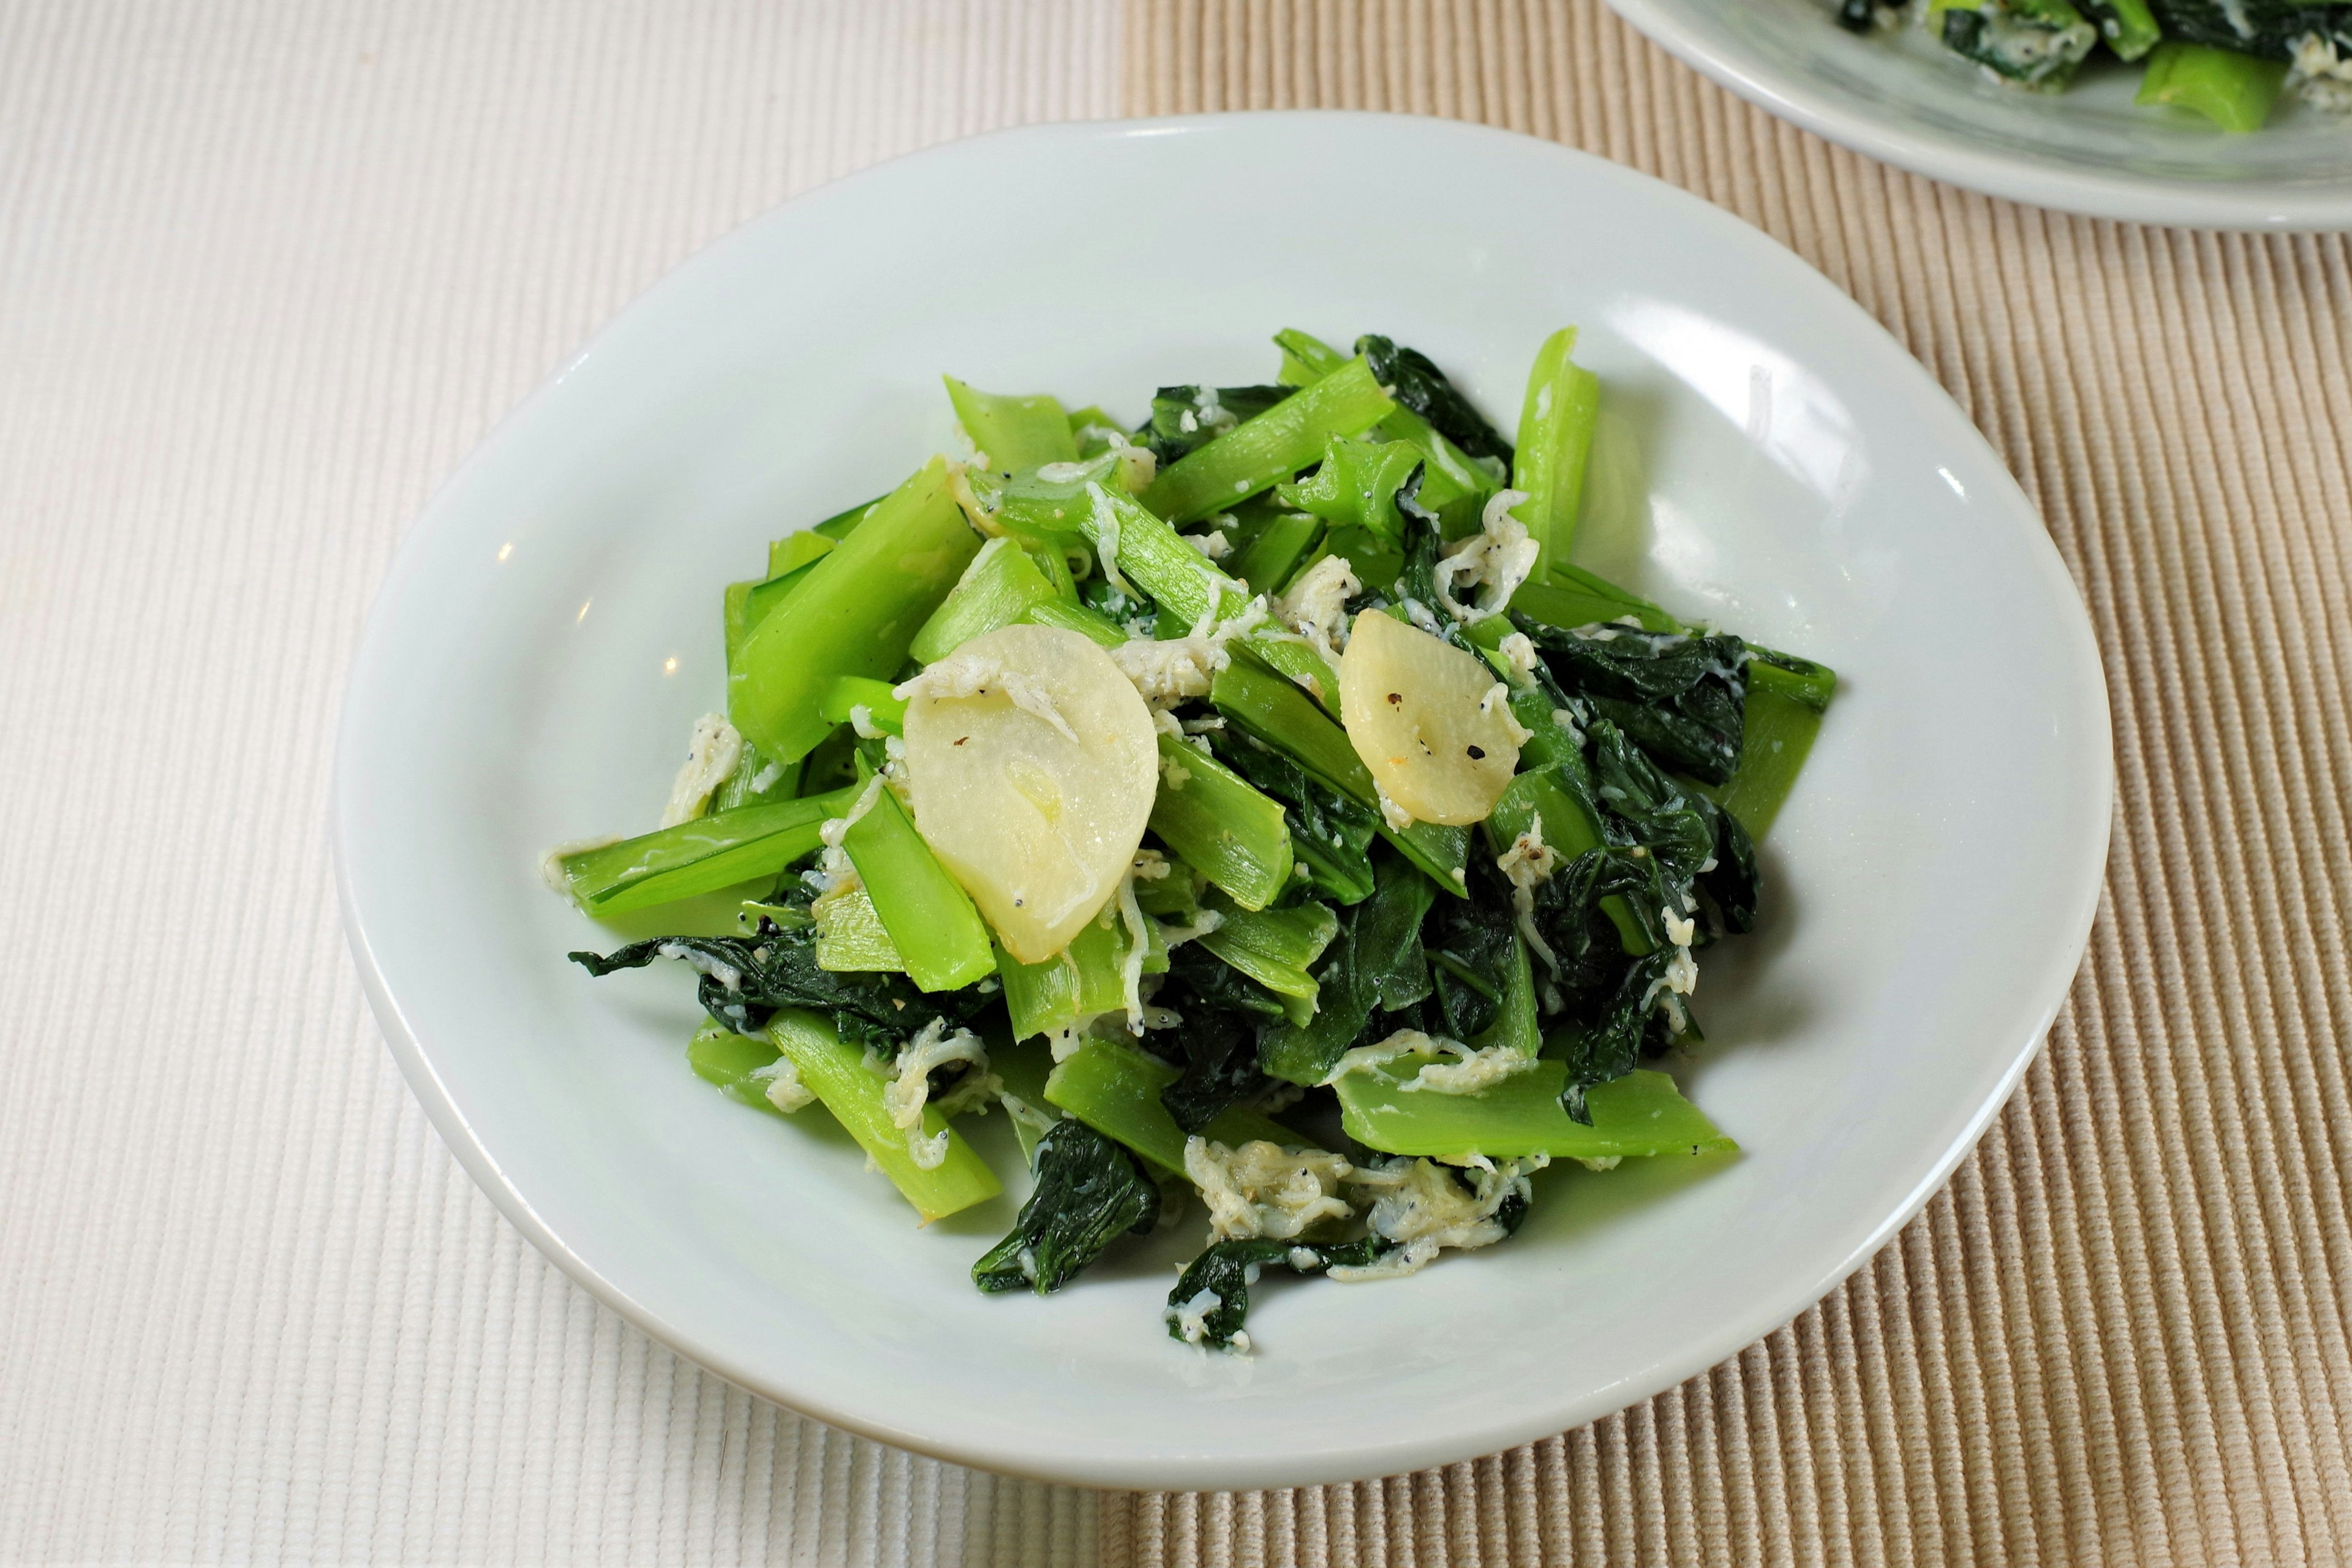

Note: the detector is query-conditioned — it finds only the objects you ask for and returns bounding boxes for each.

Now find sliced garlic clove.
[1337,609,1522,826]
[900,623,1158,963]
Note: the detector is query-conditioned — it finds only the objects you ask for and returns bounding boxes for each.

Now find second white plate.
[1608,0,2352,229]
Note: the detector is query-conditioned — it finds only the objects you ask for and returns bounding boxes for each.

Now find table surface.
[4,2,2348,1564]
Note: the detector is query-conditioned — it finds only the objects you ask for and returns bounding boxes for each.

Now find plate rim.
[1603,0,2352,232]
[334,108,2116,1490]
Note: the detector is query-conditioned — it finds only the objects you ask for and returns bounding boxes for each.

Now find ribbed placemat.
[1106,2,2352,1566]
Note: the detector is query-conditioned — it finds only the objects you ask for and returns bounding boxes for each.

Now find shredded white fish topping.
[1185,1137,1357,1241]
[659,713,745,828]
[1496,813,1564,981]
[750,1055,815,1114]
[1430,491,1539,622]
[1327,1155,1547,1283]
[882,1018,990,1170]
[2288,31,2352,112]
[1274,554,1362,666]
[1317,1027,1540,1096]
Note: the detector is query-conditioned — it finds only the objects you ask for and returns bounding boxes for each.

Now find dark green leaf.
[1207,728,1378,905]
[973,1119,1159,1294]
[1164,1236,1391,1350]
[1152,945,1285,1133]
[568,922,990,1049]
[1257,846,1436,1085]
[1353,335,1514,467]
[1517,617,1749,786]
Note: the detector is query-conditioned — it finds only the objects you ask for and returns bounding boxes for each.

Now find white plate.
[1607,0,2352,229]
[336,112,2112,1491]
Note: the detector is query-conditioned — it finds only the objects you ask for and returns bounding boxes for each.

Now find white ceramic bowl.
[1607,0,2352,229]
[336,112,2112,1491]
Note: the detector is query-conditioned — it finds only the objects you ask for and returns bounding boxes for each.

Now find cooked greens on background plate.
[548,328,1838,1353]
[1836,0,2352,131]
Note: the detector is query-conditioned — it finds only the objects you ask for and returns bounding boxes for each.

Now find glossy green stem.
[812,885,905,972]
[765,1009,1001,1221]
[729,457,981,762]
[556,788,854,914]
[1044,1037,1302,1174]
[2137,40,2285,132]
[839,787,995,992]
[1146,735,1295,911]
[1140,357,1395,524]
[910,535,1063,663]
[1194,894,1338,1026]
[943,377,1079,471]
[1210,654,1471,895]
[1336,1063,1735,1162]
[1082,483,1252,626]
[1512,326,1602,578]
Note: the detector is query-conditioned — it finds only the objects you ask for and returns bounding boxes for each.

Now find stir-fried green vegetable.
[551,326,1837,1352]
[1839,0,2352,128]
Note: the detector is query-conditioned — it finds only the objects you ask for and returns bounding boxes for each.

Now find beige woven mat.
[1104,2,2352,1565]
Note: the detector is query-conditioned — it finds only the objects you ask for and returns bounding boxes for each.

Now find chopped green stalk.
[1147,735,1294,911]
[710,740,798,813]
[1241,635,1341,713]
[1272,326,1348,385]
[1471,930,1540,1056]
[2080,0,2161,58]
[910,535,1062,663]
[687,1017,800,1117]
[726,554,829,675]
[2137,40,2285,130]
[1233,511,1321,597]
[1336,1063,1735,1162]
[1082,483,1252,627]
[818,676,905,735]
[839,787,995,992]
[812,886,906,972]
[1275,437,1427,545]
[1260,850,1438,1085]
[1704,684,1826,841]
[730,457,981,761]
[1194,894,1338,1026]
[555,789,854,913]
[765,1008,1001,1221]
[1066,405,1118,451]
[1272,328,1496,531]
[996,911,1162,1041]
[812,496,881,541]
[1139,357,1395,524]
[1513,327,1601,578]
[1044,1037,1302,1174]
[1018,595,1127,647]
[992,1036,1061,1166]
[767,531,835,580]
[943,377,1079,472]
[1210,654,1471,895]
[1512,573,1675,633]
